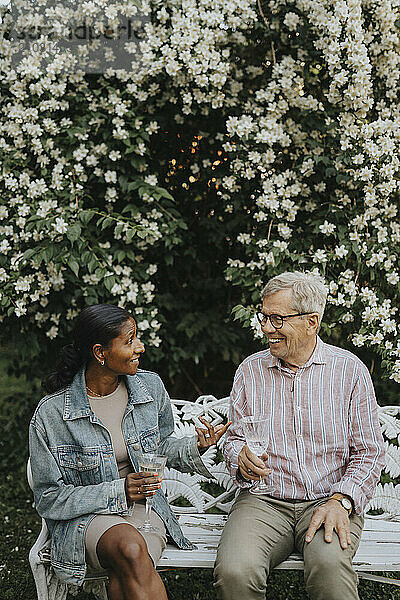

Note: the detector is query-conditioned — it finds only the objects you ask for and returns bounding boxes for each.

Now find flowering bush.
[221,0,400,384]
[0,0,399,389]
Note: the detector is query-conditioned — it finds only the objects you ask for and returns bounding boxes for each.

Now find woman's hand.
[125,471,162,504]
[195,416,232,450]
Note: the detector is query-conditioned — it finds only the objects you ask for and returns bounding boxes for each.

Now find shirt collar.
[265,335,327,370]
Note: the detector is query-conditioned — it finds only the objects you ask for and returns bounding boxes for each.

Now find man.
[214,271,385,600]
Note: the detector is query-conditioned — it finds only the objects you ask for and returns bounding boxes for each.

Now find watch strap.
[329,493,353,514]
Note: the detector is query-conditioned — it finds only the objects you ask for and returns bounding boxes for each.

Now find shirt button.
[133,443,140,450]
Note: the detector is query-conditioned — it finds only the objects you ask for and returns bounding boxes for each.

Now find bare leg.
[97,524,168,600]
[107,573,124,600]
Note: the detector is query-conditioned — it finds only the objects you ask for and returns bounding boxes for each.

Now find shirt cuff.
[235,467,252,488]
[108,478,129,514]
[188,436,215,479]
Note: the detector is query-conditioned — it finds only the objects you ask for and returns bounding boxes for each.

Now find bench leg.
[358,573,400,587]
[30,562,51,600]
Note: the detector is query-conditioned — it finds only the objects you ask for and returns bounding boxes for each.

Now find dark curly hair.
[42,304,133,393]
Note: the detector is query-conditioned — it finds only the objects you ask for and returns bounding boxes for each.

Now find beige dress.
[85,382,167,571]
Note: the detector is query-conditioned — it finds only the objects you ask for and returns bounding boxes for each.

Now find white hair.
[261,271,328,323]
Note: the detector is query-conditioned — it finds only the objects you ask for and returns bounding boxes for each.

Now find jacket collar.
[264,335,327,370]
[63,367,154,420]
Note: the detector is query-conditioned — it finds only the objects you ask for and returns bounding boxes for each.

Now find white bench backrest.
[165,398,400,519]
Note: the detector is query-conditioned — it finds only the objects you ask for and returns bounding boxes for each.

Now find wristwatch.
[330,493,353,515]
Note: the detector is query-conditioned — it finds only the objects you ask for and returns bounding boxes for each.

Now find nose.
[261,317,277,334]
[134,337,145,354]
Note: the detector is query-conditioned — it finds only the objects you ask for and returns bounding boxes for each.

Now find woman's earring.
[100,360,105,366]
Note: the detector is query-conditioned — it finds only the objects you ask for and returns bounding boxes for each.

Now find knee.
[307,542,348,575]
[214,552,267,595]
[112,537,152,573]
[305,541,355,589]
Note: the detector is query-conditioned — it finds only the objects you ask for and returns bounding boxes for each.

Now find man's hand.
[238,444,271,481]
[305,500,351,549]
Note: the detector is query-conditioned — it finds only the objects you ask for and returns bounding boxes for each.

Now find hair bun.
[42,344,83,393]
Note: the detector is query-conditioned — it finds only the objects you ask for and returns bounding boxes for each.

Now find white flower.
[144,175,158,186]
[335,245,349,258]
[273,240,288,251]
[53,218,68,234]
[250,314,263,339]
[46,326,59,339]
[283,12,300,31]
[352,333,367,347]
[313,249,328,263]
[387,272,399,285]
[319,221,336,234]
[109,151,121,161]
[104,170,117,183]
[369,332,384,345]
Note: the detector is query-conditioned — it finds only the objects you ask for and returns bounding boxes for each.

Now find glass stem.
[145,496,153,524]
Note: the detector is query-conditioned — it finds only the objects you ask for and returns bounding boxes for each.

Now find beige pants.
[214,491,364,600]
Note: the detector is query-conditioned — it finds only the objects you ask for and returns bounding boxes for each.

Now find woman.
[29,304,228,600]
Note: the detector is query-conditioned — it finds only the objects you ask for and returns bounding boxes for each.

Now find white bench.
[28,397,400,600]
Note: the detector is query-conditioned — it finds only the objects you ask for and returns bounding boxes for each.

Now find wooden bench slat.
[156,513,400,571]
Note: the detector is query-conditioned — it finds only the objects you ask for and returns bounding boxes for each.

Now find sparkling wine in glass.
[137,454,167,532]
[242,416,273,495]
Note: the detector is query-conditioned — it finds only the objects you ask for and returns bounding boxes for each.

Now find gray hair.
[261,271,328,324]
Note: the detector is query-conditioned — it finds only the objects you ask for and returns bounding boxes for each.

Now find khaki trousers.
[214,491,364,600]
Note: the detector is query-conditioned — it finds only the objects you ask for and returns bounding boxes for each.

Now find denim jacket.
[29,367,214,586]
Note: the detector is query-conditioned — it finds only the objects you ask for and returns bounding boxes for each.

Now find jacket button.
[133,443,140,450]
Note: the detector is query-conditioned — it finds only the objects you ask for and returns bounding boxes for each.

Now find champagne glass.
[137,454,167,532]
[242,416,273,495]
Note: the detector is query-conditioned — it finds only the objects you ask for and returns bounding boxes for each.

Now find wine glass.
[137,453,167,533]
[242,416,273,495]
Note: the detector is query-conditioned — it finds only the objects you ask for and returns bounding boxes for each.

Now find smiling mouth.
[131,357,140,363]
[268,338,285,345]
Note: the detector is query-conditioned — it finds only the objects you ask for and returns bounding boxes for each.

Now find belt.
[267,495,311,504]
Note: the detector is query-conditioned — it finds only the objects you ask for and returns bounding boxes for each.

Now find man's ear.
[307,313,320,333]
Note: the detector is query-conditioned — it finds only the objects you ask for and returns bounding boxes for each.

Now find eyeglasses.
[255,311,314,329]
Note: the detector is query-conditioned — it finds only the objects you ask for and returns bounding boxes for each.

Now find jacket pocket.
[139,427,159,453]
[58,446,101,486]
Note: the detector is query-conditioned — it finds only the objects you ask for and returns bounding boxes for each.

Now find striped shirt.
[223,336,385,515]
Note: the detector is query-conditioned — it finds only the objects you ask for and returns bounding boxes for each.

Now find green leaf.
[21,248,39,262]
[126,180,142,192]
[114,223,125,237]
[67,257,79,276]
[67,224,82,244]
[43,246,54,263]
[115,250,126,263]
[155,187,174,201]
[104,276,116,292]
[126,228,136,242]
[79,210,95,225]
[88,256,98,273]
[101,217,114,230]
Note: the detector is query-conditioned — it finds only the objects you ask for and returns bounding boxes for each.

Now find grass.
[0,352,399,599]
